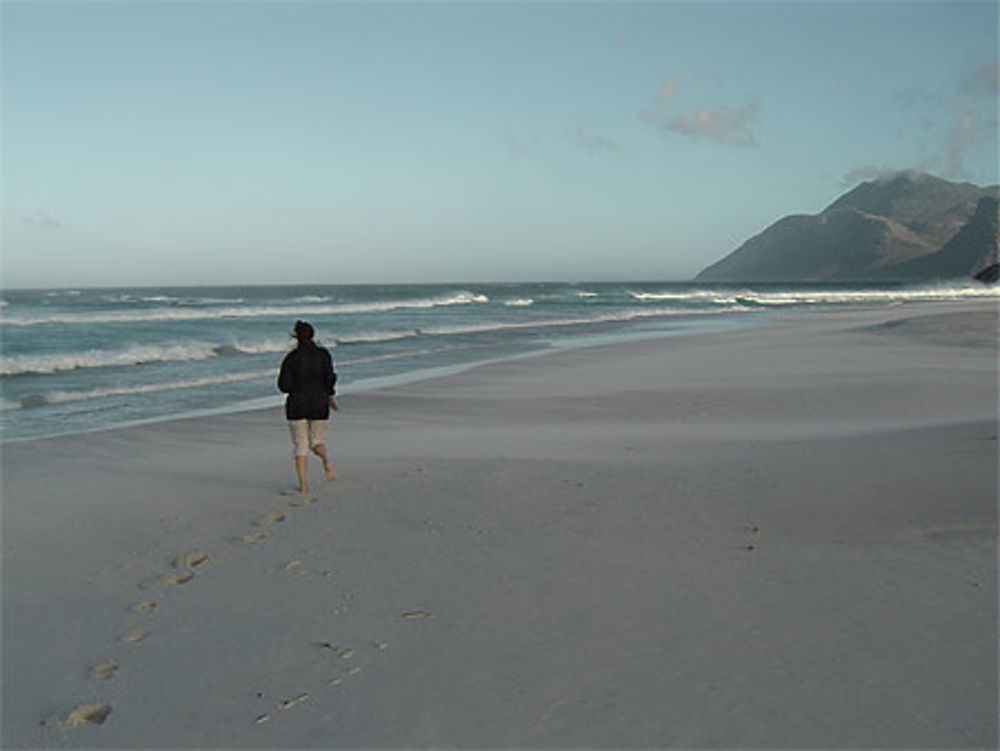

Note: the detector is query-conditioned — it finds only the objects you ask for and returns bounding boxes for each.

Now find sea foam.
[6,370,275,410]
[1,343,219,376]
[0,290,491,327]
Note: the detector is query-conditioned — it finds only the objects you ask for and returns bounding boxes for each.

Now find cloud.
[643,75,760,148]
[665,100,761,148]
[892,87,943,109]
[961,62,999,96]
[19,211,63,230]
[568,119,622,154]
[892,60,997,180]
[840,165,932,187]
[641,75,690,124]
[942,99,991,179]
[657,75,687,108]
[504,130,537,160]
[941,62,998,179]
[841,165,902,186]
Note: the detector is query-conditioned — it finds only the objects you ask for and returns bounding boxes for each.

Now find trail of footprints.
[253,639,390,726]
[44,491,416,735]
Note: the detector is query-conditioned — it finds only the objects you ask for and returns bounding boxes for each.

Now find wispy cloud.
[892,87,943,108]
[840,165,926,187]
[504,130,537,160]
[657,75,687,109]
[19,211,63,230]
[665,100,760,148]
[960,61,999,97]
[942,66,997,179]
[892,60,998,180]
[568,118,622,154]
[641,75,689,123]
[643,74,761,148]
[943,96,991,179]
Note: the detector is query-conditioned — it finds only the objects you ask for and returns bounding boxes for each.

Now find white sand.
[2,301,997,748]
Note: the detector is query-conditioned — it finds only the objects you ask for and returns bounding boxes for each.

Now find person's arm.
[325,351,339,411]
[278,354,295,394]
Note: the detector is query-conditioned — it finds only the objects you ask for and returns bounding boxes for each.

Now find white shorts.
[288,419,328,457]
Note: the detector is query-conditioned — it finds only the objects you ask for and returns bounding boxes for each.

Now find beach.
[2,300,997,748]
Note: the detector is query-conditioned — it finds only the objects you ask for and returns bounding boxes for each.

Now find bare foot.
[324,462,337,481]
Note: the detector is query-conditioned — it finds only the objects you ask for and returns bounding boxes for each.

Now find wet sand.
[2,300,996,748]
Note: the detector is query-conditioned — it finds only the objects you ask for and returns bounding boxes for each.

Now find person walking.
[278,320,338,493]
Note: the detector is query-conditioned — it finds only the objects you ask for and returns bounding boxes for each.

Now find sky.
[2,1,997,288]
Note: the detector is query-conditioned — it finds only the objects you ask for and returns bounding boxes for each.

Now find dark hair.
[293,320,315,342]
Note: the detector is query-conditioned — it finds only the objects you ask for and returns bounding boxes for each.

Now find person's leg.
[308,420,337,481]
[295,455,309,492]
[311,444,337,481]
[289,420,310,492]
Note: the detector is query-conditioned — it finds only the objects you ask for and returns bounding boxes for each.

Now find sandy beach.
[2,301,996,748]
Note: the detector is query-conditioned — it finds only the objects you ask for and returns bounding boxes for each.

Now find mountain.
[695,172,998,282]
[880,196,998,280]
[974,263,999,283]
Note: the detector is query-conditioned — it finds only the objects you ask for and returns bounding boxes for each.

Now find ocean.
[1,281,995,442]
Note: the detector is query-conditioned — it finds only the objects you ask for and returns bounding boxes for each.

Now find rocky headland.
[696,172,998,282]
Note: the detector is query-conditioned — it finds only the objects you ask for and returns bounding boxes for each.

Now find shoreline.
[1,307,758,446]
[2,297,992,446]
[2,300,996,748]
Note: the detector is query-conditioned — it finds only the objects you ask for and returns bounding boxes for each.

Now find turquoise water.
[1,281,994,441]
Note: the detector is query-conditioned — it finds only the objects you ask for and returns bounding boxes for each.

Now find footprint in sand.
[286,496,318,508]
[324,662,362,677]
[742,524,761,551]
[141,571,194,589]
[278,693,310,710]
[238,532,267,544]
[919,520,991,538]
[131,600,158,614]
[173,551,210,569]
[254,512,287,526]
[90,659,118,681]
[400,609,431,620]
[120,627,147,644]
[44,701,113,730]
[325,661,364,688]
[318,643,361,662]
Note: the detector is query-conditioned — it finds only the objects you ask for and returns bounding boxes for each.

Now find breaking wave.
[0,290,491,327]
[334,330,420,345]
[3,370,274,411]
[1,343,219,376]
[629,283,998,306]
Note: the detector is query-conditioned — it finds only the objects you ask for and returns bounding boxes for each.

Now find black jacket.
[278,341,337,420]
